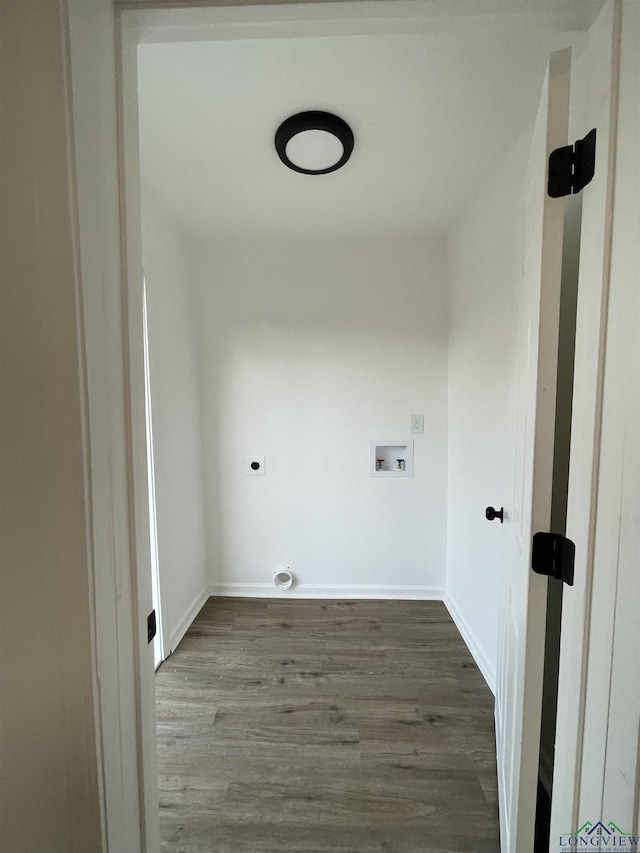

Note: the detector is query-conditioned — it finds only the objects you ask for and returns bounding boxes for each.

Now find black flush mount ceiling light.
[275,111,354,175]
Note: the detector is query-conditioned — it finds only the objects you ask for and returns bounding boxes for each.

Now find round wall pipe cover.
[274,568,294,591]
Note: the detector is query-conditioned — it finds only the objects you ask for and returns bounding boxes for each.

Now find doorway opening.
[120,3,605,850]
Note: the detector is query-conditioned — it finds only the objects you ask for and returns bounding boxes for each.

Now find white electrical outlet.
[246,455,266,476]
[410,414,424,434]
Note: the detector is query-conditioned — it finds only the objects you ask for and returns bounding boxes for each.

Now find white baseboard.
[168,585,211,653]
[207,582,444,601]
[444,591,496,695]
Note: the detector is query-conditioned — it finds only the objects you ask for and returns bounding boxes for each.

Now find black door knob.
[485,506,504,523]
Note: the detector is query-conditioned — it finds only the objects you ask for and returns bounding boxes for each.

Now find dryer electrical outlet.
[246,456,266,476]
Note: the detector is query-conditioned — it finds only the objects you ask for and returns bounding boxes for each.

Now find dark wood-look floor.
[156,598,499,853]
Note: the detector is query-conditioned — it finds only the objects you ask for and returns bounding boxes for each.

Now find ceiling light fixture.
[275,111,354,175]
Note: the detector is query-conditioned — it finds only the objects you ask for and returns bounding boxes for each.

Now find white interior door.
[495,49,571,853]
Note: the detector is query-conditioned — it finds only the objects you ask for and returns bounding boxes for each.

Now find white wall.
[444,137,530,692]
[0,2,103,850]
[196,237,448,597]
[142,196,208,650]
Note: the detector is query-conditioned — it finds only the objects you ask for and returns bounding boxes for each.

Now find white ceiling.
[138,26,587,240]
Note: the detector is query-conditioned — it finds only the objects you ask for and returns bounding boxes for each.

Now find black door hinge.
[532,532,575,586]
[147,609,157,644]
[548,128,596,198]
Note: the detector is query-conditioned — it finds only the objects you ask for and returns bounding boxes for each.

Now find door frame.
[142,276,166,669]
[551,2,640,849]
[67,2,629,851]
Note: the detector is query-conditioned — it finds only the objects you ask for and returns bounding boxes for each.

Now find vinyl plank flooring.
[157,598,499,852]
